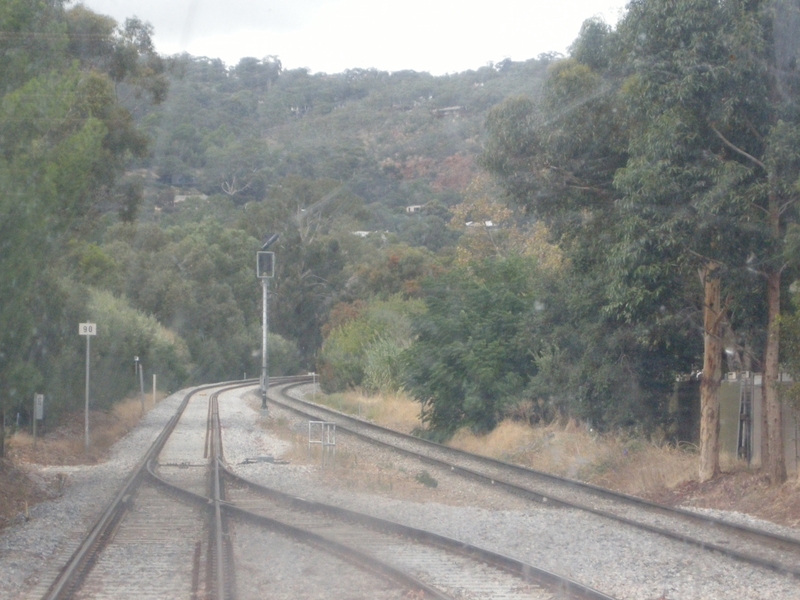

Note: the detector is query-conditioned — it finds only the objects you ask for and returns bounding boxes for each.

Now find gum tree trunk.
[764,268,787,485]
[763,180,787,485]
[699,263,722,482]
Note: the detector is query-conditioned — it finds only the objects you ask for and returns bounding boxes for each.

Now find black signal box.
[257,251,275,278]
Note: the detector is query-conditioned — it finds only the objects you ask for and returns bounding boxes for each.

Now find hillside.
[130,56,554,229]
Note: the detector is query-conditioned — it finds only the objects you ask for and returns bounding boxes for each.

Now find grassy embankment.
[314,389,701,497]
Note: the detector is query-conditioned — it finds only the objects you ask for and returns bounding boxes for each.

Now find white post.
[85,334,90,451]
[138,362,145,414]
[153,374,157,407]
[79,322,96,452]
[261,277,269,409]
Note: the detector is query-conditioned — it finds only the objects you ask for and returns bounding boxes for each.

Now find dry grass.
[446,418,699,496]
[1,392,168,529]
[257,389,800,528]
[313,389,422,433]
[7,392,168,466]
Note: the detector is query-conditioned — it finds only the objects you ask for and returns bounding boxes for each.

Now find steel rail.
[148,380,453,600]
[210,391,228,600]
[147,465,453,600]
[219,462,617,600]
[156,378,616,600]
[41,379,258,600]
[267,381,800,579]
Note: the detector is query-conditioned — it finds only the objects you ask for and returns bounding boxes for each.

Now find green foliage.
[97,220,304,382]
[402,257,540,434]
[319,297,424,393]
[82,288,191,409]
[0,2,166,422]
[415,470,438,488]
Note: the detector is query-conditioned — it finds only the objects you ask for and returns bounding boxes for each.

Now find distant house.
[406,205,423,214]
[174,193,208,204]
[465,220,496,228]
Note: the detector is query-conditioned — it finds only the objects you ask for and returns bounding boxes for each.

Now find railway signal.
[257,234,278,409]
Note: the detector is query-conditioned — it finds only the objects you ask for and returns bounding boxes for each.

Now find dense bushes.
[319,297,424,394]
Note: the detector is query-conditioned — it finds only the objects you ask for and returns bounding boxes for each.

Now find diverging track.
[267,381,800,581]
[41,378,617,600]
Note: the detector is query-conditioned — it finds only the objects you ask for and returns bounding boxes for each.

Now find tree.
[0,2,166,425]
[238,177,370,363]
[449,174,564,272]
[403,257,540,435]
[480,20,693,435]
[614,0,800,484]
[319,296,423,393]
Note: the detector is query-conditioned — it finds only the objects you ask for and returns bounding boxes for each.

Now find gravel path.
[3,383,799,600]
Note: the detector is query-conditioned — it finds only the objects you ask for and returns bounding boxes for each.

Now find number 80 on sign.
[79,323,97,336]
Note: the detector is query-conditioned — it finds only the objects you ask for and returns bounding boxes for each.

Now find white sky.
[77,0,628,75]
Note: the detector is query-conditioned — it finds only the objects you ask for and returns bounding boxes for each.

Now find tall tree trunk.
[764,268,787,484]
[699,263,723,482]
[763,179,787,485]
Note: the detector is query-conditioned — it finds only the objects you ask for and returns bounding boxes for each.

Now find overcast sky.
[78,0,627,75]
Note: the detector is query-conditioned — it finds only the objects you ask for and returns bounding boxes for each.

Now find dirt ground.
[642,471,800,528]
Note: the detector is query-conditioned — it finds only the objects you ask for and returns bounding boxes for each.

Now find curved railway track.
[40,378,619,600]
[267,380,800,580]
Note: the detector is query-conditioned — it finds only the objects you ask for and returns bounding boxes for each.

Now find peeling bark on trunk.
[764,268,787,485]
[699,263,722,483]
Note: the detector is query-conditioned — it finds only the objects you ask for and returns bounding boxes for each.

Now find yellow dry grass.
[265,387,702,497]
[8,392,168,465]
[313,389,422,433]
[448,418,699,495]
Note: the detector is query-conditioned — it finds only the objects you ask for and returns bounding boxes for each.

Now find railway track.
[267,380,800,580]
[40,378,619,600]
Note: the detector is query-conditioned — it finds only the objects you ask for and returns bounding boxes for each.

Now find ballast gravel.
[0,388,191,600]
[2,383,799,600]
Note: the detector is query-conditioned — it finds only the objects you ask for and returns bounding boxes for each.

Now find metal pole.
[138,363,145,414]
[261,277,268,409]
[85,335,90,451]
[153,374,156,407]
[32,395,36,450]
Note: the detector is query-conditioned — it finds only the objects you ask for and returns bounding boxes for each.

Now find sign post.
[79,323,96,451]
[33,394,43,449]
[134,356,145,414]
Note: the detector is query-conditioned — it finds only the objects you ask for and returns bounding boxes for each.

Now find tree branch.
[710,124,767,171]
[778,197,798,216]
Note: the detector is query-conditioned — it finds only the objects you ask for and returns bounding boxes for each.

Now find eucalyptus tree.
[402,256,541,435]
[238,176,371,363]
[481,20,693,433]
[0,1,166,423]
[614,0,800,484]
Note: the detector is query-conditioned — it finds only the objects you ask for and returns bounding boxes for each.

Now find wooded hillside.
[4,0,800,485]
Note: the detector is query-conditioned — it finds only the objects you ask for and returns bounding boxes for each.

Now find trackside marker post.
[33,394,43,449]
[79,323,96,451]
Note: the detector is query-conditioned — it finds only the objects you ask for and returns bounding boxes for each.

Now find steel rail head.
[219,462,617,600]
[268,381,800,580]
[42,379,256,600]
